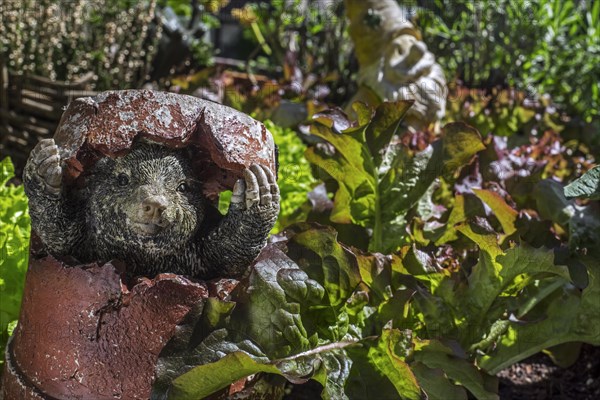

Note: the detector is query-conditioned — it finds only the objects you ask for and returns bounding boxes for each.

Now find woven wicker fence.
[0,61,97,177]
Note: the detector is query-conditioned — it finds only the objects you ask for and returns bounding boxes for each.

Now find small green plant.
[0,158,30,366]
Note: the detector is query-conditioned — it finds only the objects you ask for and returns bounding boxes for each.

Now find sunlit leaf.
[473,189,518,235]
[307,103,483,253]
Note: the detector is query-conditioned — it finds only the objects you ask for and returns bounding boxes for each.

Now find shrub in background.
[232,0,357,104]
[417,0,600,121]
[0,0,161,89]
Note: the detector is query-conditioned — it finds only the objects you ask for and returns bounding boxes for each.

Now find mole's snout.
[140,195,168,222]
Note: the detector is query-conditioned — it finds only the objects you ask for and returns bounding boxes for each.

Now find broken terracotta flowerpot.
[3,256,211,399]
[2,90,274,398]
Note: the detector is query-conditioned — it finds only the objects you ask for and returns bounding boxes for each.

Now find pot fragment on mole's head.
[53,90,277,198]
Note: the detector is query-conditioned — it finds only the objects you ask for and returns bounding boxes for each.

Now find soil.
[498,344,600,400]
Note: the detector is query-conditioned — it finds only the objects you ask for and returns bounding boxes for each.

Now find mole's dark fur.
[23,140,279,279]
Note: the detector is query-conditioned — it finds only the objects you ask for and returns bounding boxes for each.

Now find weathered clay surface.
[2,256,210,399]
[53,90,276,195]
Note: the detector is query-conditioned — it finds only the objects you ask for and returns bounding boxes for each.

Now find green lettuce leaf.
[411,362,468,400]
[168,351,283,399]
[473,189,518,236]
[414,339,498,400]
[345,328,421,400]
[306,102,484,253]
[478,254,600,374]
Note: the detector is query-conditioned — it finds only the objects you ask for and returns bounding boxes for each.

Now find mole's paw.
[25,139,63,196]
[230,164,280,220]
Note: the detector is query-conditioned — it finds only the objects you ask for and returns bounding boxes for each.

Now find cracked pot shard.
[53,89,276,197]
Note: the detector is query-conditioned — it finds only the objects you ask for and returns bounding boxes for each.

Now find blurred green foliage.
[160,0,229,67]
[266,120,317,231]
[0,0,228,88]
[0,158,30,366]
[417,0,600,121]
[232,0,356,104]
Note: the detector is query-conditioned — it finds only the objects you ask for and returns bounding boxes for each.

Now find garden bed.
[498,344,600,399]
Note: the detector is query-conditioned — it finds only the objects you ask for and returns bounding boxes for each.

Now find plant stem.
[373,187,383,253]
[250,22,272,56]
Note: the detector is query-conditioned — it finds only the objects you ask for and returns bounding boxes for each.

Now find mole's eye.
[117,173,129,187]
[177,182,190,193]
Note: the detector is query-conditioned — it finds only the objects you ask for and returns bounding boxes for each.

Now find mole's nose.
[141,196,168,220]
